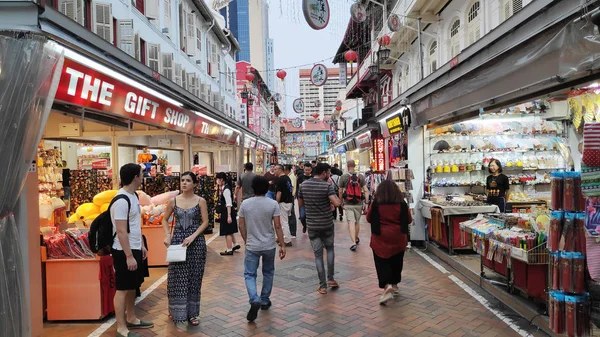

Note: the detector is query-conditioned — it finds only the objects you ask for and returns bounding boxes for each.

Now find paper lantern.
[276,69,287,81]
[311,113,319,119]
[270,118,276,123]
[282,118,289,123]
[245,72,255,82]
[378,35,391,47]
[344,50,357,65]
[336,106,342,112]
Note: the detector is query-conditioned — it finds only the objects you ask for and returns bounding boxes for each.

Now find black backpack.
[89,194,133,256]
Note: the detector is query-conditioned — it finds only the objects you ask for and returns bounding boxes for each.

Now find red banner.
[356,132,372,150]
[373,138,385,171]
[55,58,238,144]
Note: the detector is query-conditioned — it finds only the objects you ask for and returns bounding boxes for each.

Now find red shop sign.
[356,132,372,149]
[256,143,269,152]
[373,138,385,171]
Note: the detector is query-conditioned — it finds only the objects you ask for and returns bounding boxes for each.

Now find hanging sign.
[373,138,385,171]
[350,2,367,23]
[339,62,347,85]
[293,98,305,113]
[272,93,282,102]
[302,0,330,30]
[244,137,257,149]
[310,64,328,87]
[386,115,402,135]
[239,103,248,126]
[292,117,303,128]
[356,132,372,150]
[388,14,401,32]
[256,142,269,152]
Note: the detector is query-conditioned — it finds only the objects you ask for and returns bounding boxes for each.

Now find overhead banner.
[55,58,238,144]
[339,63,347,85]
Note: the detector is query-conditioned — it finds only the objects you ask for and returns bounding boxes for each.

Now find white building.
[299,67,348,120]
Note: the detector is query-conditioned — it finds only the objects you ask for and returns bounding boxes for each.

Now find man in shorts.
[298,163,342,294]
[338,159,370,251]
[111,163,153,337]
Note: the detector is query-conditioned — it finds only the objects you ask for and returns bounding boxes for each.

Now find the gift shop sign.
[356,132,372,150]
[373,138,385,171]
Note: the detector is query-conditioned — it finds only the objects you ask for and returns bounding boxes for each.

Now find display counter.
[142,226,170,267]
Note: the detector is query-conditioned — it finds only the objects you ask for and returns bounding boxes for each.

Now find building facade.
[299,67,348,120]
[283,121,331,159]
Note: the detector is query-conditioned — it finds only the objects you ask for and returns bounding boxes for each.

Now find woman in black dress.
[216,172,240,255]
[486,159,510,213]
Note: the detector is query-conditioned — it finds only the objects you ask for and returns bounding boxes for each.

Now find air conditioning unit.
[543,100,570,120]
[59,123,81,137]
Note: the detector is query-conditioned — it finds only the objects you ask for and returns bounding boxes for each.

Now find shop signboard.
[244,137,257,149]
[346,139,357,151]
[91,159,108,170]
[336,145,347,153]
[239,103,248,126]
[356,132,372,150]
[256,142,269,152]
[373,138,385,171]
[339,63,347,85]
[386,115,402,135]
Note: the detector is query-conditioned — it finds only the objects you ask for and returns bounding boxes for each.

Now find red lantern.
[270,118,276,123]
[276,69,287,81]
[311,113,319,119]
[378,35,391,47]
[282,118,288,123]
[336,106,342,112]
[245,72,255,82]
[344,50,357,66]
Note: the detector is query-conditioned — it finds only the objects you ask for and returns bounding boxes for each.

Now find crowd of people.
[107,160,411,336]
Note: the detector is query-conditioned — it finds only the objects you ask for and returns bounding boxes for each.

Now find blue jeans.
[244,248,276,305]
[266,190,276,200]
[299,205,306,228]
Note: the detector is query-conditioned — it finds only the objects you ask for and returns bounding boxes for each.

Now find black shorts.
[112,249,143,291]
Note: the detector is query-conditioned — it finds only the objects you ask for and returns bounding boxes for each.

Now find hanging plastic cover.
[413,18,600,126]
[0,33,63,337]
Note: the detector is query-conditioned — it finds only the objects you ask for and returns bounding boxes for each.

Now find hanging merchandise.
[302,0,330,30]
[69,170,112,212]
[310,64,328,86]
[350,2,367,23]
[293,98,305,114]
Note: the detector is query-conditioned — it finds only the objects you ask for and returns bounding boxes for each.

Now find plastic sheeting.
[0,33,63,337]
[413,19,600,126]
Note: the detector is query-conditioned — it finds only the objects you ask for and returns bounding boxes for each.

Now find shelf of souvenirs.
[430,167,564,174]
[429,148,561,155]
[430,182,551,188]
[429,131,560,139]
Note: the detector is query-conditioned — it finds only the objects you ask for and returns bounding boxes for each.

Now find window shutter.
[200,83,208,102]
[94,3,113,43]
[59,0,77,23]
[211,42,218,78]
[182,70,188,90]
[161,53,173,79]
[147,44,160,72]
[503,1,511,21]
[145,0,158,20]
[134,33,141,61]
[117,20,134,57]
[179,4,186,52]
[174,63,182,85]
[163,0,171,37]
[196,27,202,55]
[186,73,195,94]
[186,13,195,56]
[75,0,84,25]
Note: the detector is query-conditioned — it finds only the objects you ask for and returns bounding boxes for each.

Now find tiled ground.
[43,216,546,337]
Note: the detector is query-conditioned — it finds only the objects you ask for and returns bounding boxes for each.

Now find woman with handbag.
[366,179,411,305]
[163,172,209,328]
[216,172,241,256]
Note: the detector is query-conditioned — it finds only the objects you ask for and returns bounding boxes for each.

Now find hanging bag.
[166,197,187,263]
[582,123,600,167]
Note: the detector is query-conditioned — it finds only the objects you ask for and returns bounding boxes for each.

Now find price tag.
[29,161,37,173]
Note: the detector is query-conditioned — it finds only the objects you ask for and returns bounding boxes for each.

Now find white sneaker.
[406,242,412,249]
[291,236,296,239]
[379,286,394,305]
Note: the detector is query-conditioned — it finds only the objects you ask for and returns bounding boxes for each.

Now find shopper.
[486,159,510,213]
[285,164,298,238]
[331,163,343,176]
[311,160,317,168]
[298,163,342,294]
[235,162,257,207]
[330,169,343,221]
[274,164,294,246]
[339,159,369,251]
[238,176,286,322]
[296,162,313,233]
[264,165,278,200]
[216,172,241,255]
[366,179,411,305]
[162,172,209,328]
[110,163,153,337]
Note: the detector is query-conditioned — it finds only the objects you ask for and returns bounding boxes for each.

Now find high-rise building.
[299,67,347,119]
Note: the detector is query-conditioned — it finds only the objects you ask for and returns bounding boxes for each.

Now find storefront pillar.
[237,133,245,173]
[110,132,119,189]
[183,135,191,172]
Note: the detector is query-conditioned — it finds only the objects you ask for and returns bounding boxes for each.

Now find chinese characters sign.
[293,99,305,113]
[302,0,330,30]
[350,2,367,23]
[310,64,328,87]
[373,138,385,171]
[339,63,347,85]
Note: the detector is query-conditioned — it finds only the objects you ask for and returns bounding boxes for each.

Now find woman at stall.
[216,172,241,256]
[486,159,510,213]
[162,171,209,328]
[366,179,411,305]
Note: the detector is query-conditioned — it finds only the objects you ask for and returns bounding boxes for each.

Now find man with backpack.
[110,163,152,337]
[338,160,370,252]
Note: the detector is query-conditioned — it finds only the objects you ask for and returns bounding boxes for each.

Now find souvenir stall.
[243,136,257,165]
[255,141,269,174]
[356,131,373,173]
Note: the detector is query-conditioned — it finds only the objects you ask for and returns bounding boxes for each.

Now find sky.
[267,0,353,118]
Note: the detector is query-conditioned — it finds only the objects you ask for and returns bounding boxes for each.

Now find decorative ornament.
[293,98,305,113]
[245,72,255,82]
[350,2,367,23]
[276,69,287,81]
[310,64,328,87]
[311,113,320,119]
[336,106,342,112]
[344,50,357,66]
[282,118,289,124]
[302,0,330,30]
[378,35,391,47]
[270,118,276,123]
[292,117,303,128]
[272,93,282,102]
[388,14,401,32]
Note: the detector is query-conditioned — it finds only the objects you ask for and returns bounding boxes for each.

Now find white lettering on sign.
[124,92,159,119]
[164,108,190,128]
[65,67,114,106]
[200,121,210,134]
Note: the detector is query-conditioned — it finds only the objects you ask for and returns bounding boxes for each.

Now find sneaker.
[232,244,241,251]
[220,251,233,256]
[350,244,357,251]
[291,235,297,239]
[247,302,261,322]
[406,242,412,249]
[379,286,394,305]
[285,242,293,247]
[260,301,272,310]
[127,320,154,329]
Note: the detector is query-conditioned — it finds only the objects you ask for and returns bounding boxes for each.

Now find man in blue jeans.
[238,176,286,322]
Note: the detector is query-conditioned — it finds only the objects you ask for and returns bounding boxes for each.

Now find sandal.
[189,316,200,326]
[317,286,327,294]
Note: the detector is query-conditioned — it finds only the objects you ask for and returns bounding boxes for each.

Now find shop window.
[161,53,173,79]
[140,38,147,64]
[429,40,438,74]
[502,0,523,21]
[163,0,171,38]
[147,43,160,72]
[466,1,481,46]
[117,20,134,57]
[449,19,461,58]
[58,0,85,26]
[93,3,113,44]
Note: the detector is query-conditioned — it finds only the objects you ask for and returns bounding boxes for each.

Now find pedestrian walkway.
[43,217,545,337]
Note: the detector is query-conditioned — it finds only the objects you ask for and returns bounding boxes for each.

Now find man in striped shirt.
[297,163,342,294]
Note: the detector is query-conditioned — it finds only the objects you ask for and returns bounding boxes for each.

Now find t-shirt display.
[276,175,294,204]
[238,196,280,251]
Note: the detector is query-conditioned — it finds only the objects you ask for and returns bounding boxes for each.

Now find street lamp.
[377,47,391,63]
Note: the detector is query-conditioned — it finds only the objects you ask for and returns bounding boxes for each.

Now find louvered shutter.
[174,63,182,85]
[94,3,113,43]
[59,0,79,23]
[145,0,159,20]
[179,4,186,52]
[182,70,188,90]
[163,0,171,37]
[196,26,202,55]
[186,13,195,56]
[161,53,173,79]
[117,20,134,57]
[134,33,141,61]
[211,42,218,78]
[146,44,160,71]
[186,73,195,93]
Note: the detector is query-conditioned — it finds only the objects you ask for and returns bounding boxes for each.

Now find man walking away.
[235,162,256,207]
[264,165,278,200]
[285,165,298,238]
[111,164,153,337]
[331,163,343,176]
[274,164,294,246]
[238,176,286,322]
[298,163,342,295]
[339,159,369,251]
[330,169,343,221]
[296,162,313,233]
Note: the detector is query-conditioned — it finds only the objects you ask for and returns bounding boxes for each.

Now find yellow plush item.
[451,164,459,173]
[93,190,118,206]
[68,213,82,223]
[85,214,99,221]
[100,203,110,213]
[443,165,451,173]
[76,203,100,218]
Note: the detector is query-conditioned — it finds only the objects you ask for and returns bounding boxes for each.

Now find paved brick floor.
[43,217,545,337]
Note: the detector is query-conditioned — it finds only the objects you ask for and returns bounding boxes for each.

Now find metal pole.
[417,17,424,81]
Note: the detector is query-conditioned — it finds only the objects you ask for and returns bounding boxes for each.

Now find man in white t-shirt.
[110,163,152,337]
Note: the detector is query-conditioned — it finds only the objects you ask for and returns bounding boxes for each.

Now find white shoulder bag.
[166,197,187,263]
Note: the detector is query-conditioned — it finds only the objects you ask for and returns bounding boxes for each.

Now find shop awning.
[332,124,376,149]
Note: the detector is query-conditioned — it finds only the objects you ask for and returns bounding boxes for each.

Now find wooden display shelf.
[142,225,170,267]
